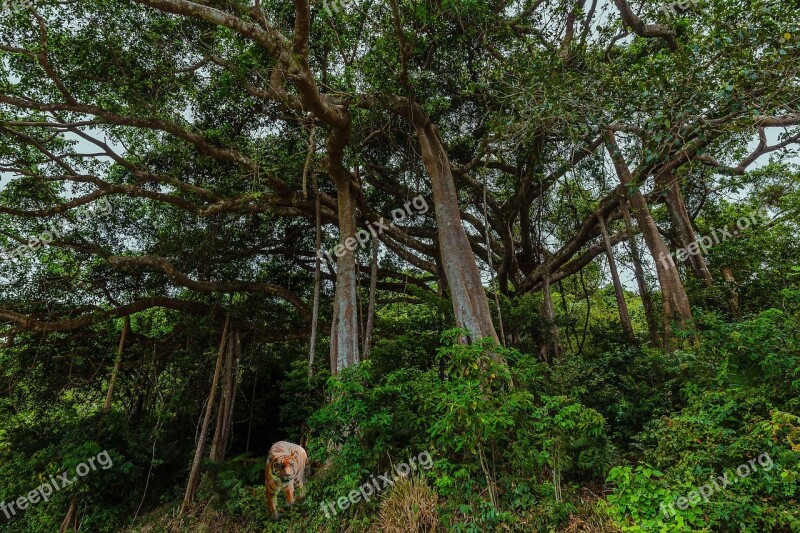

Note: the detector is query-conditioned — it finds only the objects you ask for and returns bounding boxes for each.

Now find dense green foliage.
[4,301,799,531]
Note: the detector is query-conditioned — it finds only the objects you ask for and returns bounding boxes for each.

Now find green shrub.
[305,330,613,531]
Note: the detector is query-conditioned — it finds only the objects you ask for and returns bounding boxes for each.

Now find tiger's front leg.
[284,481,296,507]
[265,461,280,521]
[266,488,279,521]
[296,477,307,501]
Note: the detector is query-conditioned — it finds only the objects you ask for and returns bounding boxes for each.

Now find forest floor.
[122,487,620,532]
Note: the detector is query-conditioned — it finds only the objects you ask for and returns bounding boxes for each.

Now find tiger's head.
[271,454,297,482]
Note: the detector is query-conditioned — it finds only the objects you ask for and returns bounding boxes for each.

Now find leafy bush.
[605,309,800,532]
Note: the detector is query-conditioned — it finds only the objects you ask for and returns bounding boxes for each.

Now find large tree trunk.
[183,317,229,511]
[658,172,713,286]
[599,216,637,344]
[604,132,692,337]
[329,178,361,374]
[410,108,498,344]
[620,197,661,346]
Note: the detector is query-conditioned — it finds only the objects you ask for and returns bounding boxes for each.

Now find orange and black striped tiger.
[265,441,307,520]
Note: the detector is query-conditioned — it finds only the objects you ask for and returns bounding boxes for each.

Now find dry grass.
[559,515,621,533]
[558,486,622,533]
[371,475,441,533]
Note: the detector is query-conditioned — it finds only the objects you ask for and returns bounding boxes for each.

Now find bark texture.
[329,178,361,373]
[410,107,499,344]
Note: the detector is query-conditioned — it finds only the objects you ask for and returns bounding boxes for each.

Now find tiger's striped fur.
[265,441,307,520]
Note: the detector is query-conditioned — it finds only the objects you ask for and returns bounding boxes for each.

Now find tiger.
[265,441,307,521]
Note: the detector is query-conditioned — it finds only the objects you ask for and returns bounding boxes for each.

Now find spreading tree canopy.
[1,0,798,369]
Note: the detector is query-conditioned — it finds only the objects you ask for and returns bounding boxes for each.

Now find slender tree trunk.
[658,172,713,286]
[557,280,576,353]
[308,133,321,380]
[410,109,498,344]
[183,316,229,511]
[620,197,660,346]
[599,216,637,344]
[103,316,130,413]
[209,337,231,463]
[483,184,507,347]
[302,125,316,198]
[358,260,365,349]
[308,242,321,378]
[144,344,159,412]
[210,329,238,463]
[329,179,361,374]
[604,132,692,335]
[59,498,78,533]
[223,330,241,453]
[540,272,560,361]
[721,267,741,319]
[128,342,157,425]
[246,367,257,454]
[363,237,378,360]
[625,185,691,335]
[217,331,241,457]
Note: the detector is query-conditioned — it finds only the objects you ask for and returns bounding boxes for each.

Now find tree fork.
[604,131,692,333]
[658,172,713,286]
